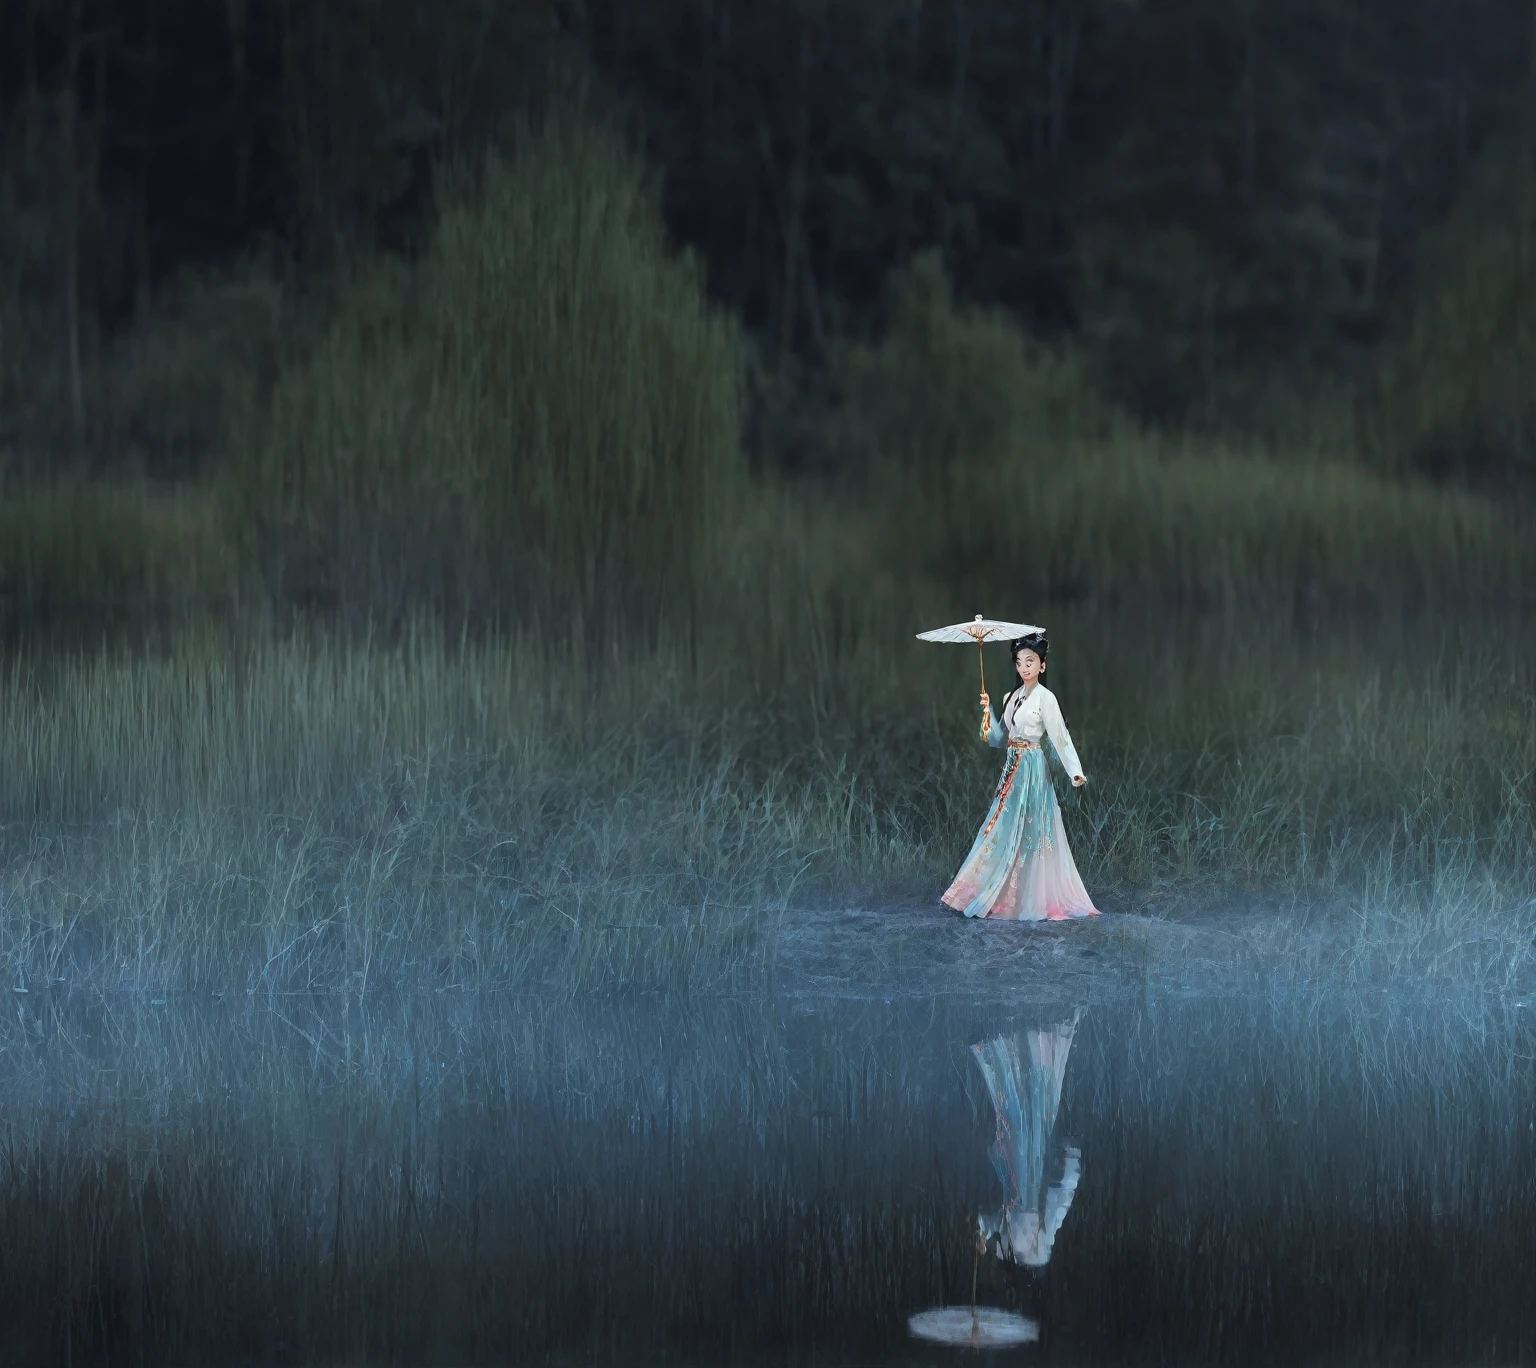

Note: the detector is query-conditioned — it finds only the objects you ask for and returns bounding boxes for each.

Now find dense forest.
[2,0,1536,648]
[3,0,1535,470]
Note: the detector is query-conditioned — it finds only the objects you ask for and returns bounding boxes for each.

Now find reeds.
[0,604,1531,996]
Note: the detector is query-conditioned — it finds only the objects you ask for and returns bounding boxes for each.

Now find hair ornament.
[1010,629,1049,660]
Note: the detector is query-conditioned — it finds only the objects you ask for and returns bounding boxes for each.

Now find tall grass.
[0,619,809,994]
[0,604,1531,995]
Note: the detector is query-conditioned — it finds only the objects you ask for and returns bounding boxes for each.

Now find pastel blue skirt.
[942,742,1098,921]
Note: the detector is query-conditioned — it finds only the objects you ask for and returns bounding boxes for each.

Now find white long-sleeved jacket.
[985,684,1084,781]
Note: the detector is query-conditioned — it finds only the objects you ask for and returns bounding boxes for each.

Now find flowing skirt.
[971,1021,1082,1265]
[942,744,1098,921]
[970,1022,1077,1208]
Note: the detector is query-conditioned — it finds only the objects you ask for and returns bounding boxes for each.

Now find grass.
[0,601,1531,997]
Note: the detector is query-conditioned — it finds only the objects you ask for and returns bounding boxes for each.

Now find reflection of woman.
[972,1017,1081,1268]
[942,630,1099,921]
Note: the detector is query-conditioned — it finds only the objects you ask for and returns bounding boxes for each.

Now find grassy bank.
[0,605,1531,994]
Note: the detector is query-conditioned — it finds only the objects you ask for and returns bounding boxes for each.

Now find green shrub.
[231,112,744,638]
[1378,149,1536,486]
[829,254,1535,607]
[832,250,1105,490]
[957,438,1536,608]
[0,474,247,633]
[100,266,291,474]
[0,116,68,452]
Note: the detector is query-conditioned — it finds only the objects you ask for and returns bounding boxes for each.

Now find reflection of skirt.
[971,1021,1077,1204]
[942,743,1098,921]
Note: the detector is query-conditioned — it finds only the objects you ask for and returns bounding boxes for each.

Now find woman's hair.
[1011,630,1048,667]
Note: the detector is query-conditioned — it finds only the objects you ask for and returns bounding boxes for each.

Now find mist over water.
[2,978,1531,1366]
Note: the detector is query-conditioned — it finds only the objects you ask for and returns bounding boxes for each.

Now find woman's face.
[1015,649,1044,689]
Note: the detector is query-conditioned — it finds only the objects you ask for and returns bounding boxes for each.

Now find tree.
[1378,148,1536,486]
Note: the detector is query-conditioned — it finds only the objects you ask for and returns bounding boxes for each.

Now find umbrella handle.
[977,640,991,740]
[971,1238,980,1326]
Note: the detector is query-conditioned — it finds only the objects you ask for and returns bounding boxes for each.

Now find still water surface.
[1,982,1532,1365]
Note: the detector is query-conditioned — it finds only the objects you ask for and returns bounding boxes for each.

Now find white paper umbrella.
[907,1306,1040,1349]
[916,615,1042,697]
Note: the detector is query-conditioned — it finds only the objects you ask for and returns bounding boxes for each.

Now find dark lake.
[1,979,1532,1366]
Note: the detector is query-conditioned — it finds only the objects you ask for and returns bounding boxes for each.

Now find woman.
[972,1016,1082,1268]
[941,630,1099,921]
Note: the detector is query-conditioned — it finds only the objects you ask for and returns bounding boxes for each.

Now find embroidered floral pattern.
[942,744,1099,921]
[983,750,1023,837]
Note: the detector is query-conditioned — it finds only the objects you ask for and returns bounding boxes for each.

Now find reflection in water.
[973,1011,1081,1268]
[3,990,1534,1364]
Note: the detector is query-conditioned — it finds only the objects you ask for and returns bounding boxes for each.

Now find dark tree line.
[571,0,1536,420]
[0,0,550,447]
[2,0,1535,454]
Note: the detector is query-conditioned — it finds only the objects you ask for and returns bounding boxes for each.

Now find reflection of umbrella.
[917,616,1042,698]
[906,1211,1042,1350]
[907,1307,1039,1348]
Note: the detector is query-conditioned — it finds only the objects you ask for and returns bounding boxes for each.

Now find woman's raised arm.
[980,689,1007,747]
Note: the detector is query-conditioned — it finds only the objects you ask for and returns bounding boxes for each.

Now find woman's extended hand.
[979,690,990,712]
[1072,775,1087,788]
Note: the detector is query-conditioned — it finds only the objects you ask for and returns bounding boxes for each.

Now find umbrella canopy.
[916,615,1041,646]
[916,615,1043,696]
[907,1306,1040,1349]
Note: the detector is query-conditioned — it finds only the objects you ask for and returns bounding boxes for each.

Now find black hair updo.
[1011,630,1049,670]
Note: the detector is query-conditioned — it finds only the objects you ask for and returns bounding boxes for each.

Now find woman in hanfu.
[972,1017,1082,1268]
[941,630,1099,921]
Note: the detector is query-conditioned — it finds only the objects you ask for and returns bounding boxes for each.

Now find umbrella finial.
[975,614,983,621]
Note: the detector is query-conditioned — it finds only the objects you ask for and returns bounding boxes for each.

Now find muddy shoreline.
[766,881,1536,1006]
